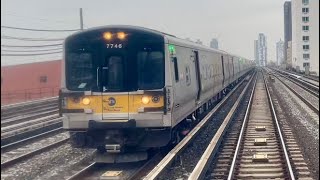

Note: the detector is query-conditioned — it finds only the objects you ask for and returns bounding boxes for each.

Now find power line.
[1,43,63,48]
[2,12,76,25]
[1,47,63,52]
[1,51,62,56]
[1,25,80,32]
[2,35,65,41]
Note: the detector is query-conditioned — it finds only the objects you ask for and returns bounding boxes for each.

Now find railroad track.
[1,127,63,152]
[143,72,254,179]
[187,70,312,179]
[1,109,58,128]
[1,114,62,137]
[65,152,162,180]
[272,68,319,89]
[271,70,319,98]
[268,69,319,115]
[1,132,69,169]
[1,97,58,120]
[1,116,63,146]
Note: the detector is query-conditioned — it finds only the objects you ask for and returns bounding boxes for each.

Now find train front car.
[59,26,171,162]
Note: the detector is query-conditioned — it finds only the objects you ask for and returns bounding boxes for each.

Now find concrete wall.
[1,60,62,105]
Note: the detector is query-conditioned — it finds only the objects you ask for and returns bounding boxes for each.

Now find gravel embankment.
[1,143,95,180]
[270,77,319,179]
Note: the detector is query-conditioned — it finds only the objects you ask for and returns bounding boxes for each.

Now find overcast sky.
[1,0,287,66]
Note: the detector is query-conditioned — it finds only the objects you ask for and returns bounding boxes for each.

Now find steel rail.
[188,72,256,180]
[272,68,319,88]
[1,117,62,139]
[66,162,97,180]
[263,71,296,180]
[272,73,319,114]
[274,71,319,97]
[1,109,58,127]
[1,127,63,151]
[1,137,69,169]
[1,114,60,134]
[1,96,58,110]
[225,73,257,180]
[143,73,253,180]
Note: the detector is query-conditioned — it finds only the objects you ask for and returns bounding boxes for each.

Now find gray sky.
[1,0,286,66]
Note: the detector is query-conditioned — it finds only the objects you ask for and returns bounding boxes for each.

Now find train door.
[231,57,234,78]
[221,55,225,86]
[194,51,201,101]
[100,55,129,120]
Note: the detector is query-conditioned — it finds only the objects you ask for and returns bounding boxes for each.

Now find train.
[59,25,255,162]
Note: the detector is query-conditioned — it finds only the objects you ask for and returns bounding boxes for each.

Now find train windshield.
[65,34,164,92]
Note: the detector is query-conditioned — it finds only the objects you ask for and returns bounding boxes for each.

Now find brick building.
[1,60,62,105]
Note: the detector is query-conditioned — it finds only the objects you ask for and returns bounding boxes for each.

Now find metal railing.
[1,87,59,105]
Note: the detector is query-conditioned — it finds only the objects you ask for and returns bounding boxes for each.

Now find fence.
[1,87,60,105]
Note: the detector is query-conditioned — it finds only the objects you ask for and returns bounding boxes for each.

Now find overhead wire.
[1,47,63,52]
[1,35,65,41]
[1,51,62,56]
[1,43,63,48]
[1,25,80,32]
[2,12,76,25]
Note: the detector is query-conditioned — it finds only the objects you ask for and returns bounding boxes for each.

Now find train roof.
[66,25,252,61]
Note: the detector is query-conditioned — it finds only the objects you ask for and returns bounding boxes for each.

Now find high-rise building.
[284,1,292,66]
[287,41,293,69]
[254,40,259,65]
[210,38,219,49]
[276,39,285,66]
[255,33,267,66]
[292,0,319,75]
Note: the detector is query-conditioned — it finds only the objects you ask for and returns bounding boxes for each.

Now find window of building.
[302,17,309,22]
[302,25,309,31]
[303,45,310,50]
[302,36,309,41]
[303,62,310,67]
[302,0,309,5]
[39,76,47,83]
[302,8,309,13]
[303,54,310,59]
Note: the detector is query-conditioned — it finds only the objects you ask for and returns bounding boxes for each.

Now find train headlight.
[141,96,150,104]
[82,97,91,105]
[103,32,112,40]
[152,95,160,103]
[117,32,126,40]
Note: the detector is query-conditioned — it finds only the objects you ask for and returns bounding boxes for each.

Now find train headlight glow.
[141,96,150,104]
[117,32,126,40]
[103,32,112,40]
[82,97,91,105]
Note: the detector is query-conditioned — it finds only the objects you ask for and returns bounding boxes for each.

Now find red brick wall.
[1,60,62,105]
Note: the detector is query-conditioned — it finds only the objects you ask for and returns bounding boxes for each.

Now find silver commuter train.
[59,25,254,161]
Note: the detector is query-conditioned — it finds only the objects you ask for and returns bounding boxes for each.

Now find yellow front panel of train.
[65,94,164,113]
[66,96,102,113]
[102,95,129,113]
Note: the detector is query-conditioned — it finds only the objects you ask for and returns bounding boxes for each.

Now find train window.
[137,51,164,89]
[105,56,124,91]
[173,57,179,82]
[66,53,93,90]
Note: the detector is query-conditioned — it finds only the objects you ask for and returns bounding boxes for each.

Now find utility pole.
[80,8,83,30]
